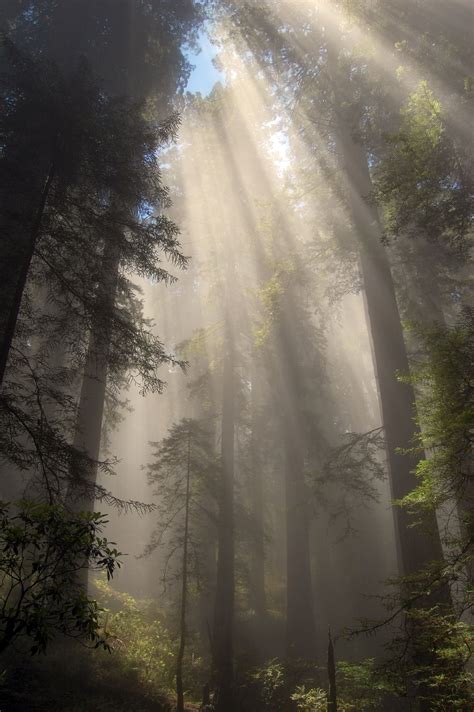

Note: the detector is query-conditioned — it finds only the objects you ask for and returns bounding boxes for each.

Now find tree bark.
[67,237,120,512]
[278,291,317,659]
[176,431,192,712]
[335,127,447,578]
[327,629,337,712]
[0,152,56,386]
[249,363,267,622]
[283,421,316,659]
[212,281,236,711]
[332,108,451,712]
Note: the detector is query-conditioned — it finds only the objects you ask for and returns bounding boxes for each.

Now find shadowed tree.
[146,418,217,712]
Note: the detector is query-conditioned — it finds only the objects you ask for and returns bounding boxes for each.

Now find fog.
[0,2,472,711]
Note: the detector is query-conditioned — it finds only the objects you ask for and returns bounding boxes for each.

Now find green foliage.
[0,501,120,655]
[374,81,473,250]
[251,658,325,711]
[254,258,297,348]
[362,607,474,711]
[251,657,392,711]
[0,0,201,103]
[403,609,473,710]
[252,658,286,706]
[309,427,386,535]
[290,685,327,712]
[400,312,473,519]
[145,418,218,584]
[95,577,177,694]
[350,310,474,710]
[0,37,187,509]
[403,81,444,148]
[94,577,207,700]
[254,272,285,348]
[336,660,393,711]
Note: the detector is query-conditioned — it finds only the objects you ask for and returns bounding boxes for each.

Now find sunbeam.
[0,1,472,710]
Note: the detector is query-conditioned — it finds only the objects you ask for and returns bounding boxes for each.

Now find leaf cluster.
[0,500,121,655]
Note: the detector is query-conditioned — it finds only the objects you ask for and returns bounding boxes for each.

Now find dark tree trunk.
[396,245,474,585]
[67,238,120,513]
[71,338,107,502]
[332,111,451,712]
[333,121,447,580]
[0,153,56,386]
[283,420,316,659]
[0,618,21,656]
[176,432,192,712]
[327,629,337,712]
[65,238,120,597]
[249,363,267,622]
[278,292,316,659]
[213,292,236,711]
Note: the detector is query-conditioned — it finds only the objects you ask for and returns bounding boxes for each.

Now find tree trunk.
[212,288,236,711]
[334,123,447,580]
[395,243,474,586]
[332,110,451,712]
[0,153,56,386]
[327,629,337,712]
[68,238,120,512]
[278,292,316,659]
[176,432,192,712]
[0,618,21,656]
[249,363,267,623]
[283,422,316,659]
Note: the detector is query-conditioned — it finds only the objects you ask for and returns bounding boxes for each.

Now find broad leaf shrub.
[94,577,208,701]
[0,500,120,655]
[252,658,393,711]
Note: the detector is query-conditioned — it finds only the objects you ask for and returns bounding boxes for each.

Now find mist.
[0,2,472,711]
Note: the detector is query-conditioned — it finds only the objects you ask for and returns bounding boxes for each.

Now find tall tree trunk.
[176,431,192,712]
[396,242,474,581]
[0,152,56,386]
[213,288,236,711]
[278,293,316,659]
[283,420,316,658]
[332,103,452,712]
[334,125,447,579]
[249,363,267,623]
[68,238,120,514]
[327,629,337,712]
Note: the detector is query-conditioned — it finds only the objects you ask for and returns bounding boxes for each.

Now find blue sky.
[185,31,222,95]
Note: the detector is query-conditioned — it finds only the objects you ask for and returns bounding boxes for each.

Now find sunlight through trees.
[0,2,472,710]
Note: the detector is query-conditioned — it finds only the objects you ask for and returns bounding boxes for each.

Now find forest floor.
[0,644,202,712]
[0,684,201,712]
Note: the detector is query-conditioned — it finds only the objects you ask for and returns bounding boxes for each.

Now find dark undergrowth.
[0,642,180,712]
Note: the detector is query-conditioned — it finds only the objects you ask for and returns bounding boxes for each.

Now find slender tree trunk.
[213,286,236,712]
[249,363,266,622]
[278,292,316,659]
[0,618,22,656]
[176,432,192,712]
[283,420,316,658]
[327,629,337,712]
[0,153,56,386]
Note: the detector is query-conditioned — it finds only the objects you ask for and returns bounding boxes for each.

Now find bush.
[95,578,178,694]
[0,500,120,655]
